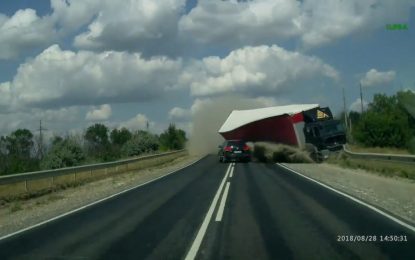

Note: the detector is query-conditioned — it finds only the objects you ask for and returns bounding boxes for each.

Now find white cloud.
[360,69,396,87]
[168,107,191,122]
[85,104,112,121]
[0,82,12,110]
[350,98,369,113]
[179,0,301,46]
[180,0,414,49]
[50,0,101,33]
[71,0,185,56]
[0,9,57,59]
[119,113,153,131]
[0,44,181,109]
[0,107,80,136]
[181,45,338,97]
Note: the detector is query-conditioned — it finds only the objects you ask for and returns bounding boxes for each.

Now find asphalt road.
[0,155,414,259]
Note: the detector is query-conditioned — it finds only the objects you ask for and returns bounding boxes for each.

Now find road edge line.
[0,155,207,241]
[185,163,233,260]
[277,163,415,233]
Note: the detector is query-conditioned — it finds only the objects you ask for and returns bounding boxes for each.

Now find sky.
[0,0,414,138]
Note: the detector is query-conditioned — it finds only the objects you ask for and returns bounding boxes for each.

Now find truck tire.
[305,143,320,162]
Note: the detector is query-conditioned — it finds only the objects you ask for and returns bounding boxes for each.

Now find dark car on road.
[218,140,251,163]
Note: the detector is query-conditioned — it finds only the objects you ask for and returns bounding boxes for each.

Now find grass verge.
[0,153,188,206]
[327,154,415,180]
[346,144,411,155]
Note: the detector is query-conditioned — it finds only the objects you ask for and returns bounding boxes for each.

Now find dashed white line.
[229,165,234,178]
[185,163,232,260]
[277,163,415,233]
[215,181,231,222]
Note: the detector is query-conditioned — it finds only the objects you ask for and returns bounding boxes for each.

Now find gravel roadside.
[0,155,203,238]
[282,163,415,225]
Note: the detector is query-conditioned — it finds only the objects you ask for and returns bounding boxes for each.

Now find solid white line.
[185,164,232,260]
[277,163,415,233]
[215,182,231,222]
[0,156,207,241]
[229,165,234,178]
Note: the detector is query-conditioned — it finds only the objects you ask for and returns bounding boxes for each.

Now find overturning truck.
[218,104,346,160]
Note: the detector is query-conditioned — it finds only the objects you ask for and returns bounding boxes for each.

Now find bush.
[407,137,415,154]
[353,93,413,149]
[41,137,85,169]
[159,124,186,150]
[121,131,159,157]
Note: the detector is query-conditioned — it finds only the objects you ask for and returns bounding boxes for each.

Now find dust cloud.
[187,96,266,155]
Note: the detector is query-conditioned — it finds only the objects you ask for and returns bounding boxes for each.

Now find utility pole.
[342,87,348,131]
[36,120,48,160]
[146,120,149,131]
[360,82,364,114]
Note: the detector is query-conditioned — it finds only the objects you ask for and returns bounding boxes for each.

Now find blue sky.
[0,0,414,138]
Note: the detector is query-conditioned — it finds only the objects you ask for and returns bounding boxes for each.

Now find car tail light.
[224,146,232,152]
[243,145,250,151]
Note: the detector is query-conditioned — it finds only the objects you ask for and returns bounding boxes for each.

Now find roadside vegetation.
[330,90,415,177]
[327,154,415,180]
[341,90,415,154]
[0,123,187,176]
[345,144,411,155]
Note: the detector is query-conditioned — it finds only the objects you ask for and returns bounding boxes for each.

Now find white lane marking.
[277,163,415,233]
[229,165,234,178]
[0,156,207,242]
[185,163,232,260]
[215,181,231,222]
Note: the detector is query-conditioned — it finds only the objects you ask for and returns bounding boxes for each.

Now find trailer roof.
[218,104,319,133]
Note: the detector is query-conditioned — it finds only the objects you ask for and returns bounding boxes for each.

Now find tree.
[159,124,187,150]
[0,129,39,174]
[84,123,110,160]
[121,130,159,156]
[0,136,7,175]
[6,129,34,158]
[397,90,415,132]
[353,93,412,148]
[110,127,132,146]
[348,111,361,125]
[41,136,85,169]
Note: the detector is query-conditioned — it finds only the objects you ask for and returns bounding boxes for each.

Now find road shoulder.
[281,163,415,225]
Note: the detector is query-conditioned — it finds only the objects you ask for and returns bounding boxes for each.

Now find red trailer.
[218,104,345,151]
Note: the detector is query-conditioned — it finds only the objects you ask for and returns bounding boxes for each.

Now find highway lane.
[198,162,415,259]
[0,155,414,259]
[0,156,226,260]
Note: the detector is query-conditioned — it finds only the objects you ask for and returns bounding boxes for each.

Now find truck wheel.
[305,143,320,162]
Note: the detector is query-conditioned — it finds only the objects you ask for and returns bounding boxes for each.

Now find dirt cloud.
[188,96,269,155]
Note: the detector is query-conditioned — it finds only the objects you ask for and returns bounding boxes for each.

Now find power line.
[36,120,48,159]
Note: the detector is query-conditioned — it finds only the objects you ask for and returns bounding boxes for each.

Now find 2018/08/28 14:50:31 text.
[337,235,408,242]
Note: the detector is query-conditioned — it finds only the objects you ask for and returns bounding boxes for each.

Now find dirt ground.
[282,163,415,225]
[0,155,202,238]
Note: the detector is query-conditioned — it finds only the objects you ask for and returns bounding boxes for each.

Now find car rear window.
[226,141,245,147]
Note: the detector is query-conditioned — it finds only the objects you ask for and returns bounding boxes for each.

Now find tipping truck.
[218,104,346,161]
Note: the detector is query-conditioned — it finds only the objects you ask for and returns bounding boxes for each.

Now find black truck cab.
[302,107,346,160]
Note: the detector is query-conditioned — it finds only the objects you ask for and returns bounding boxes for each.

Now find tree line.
[0,123,187,175]
[342,90,415,153]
